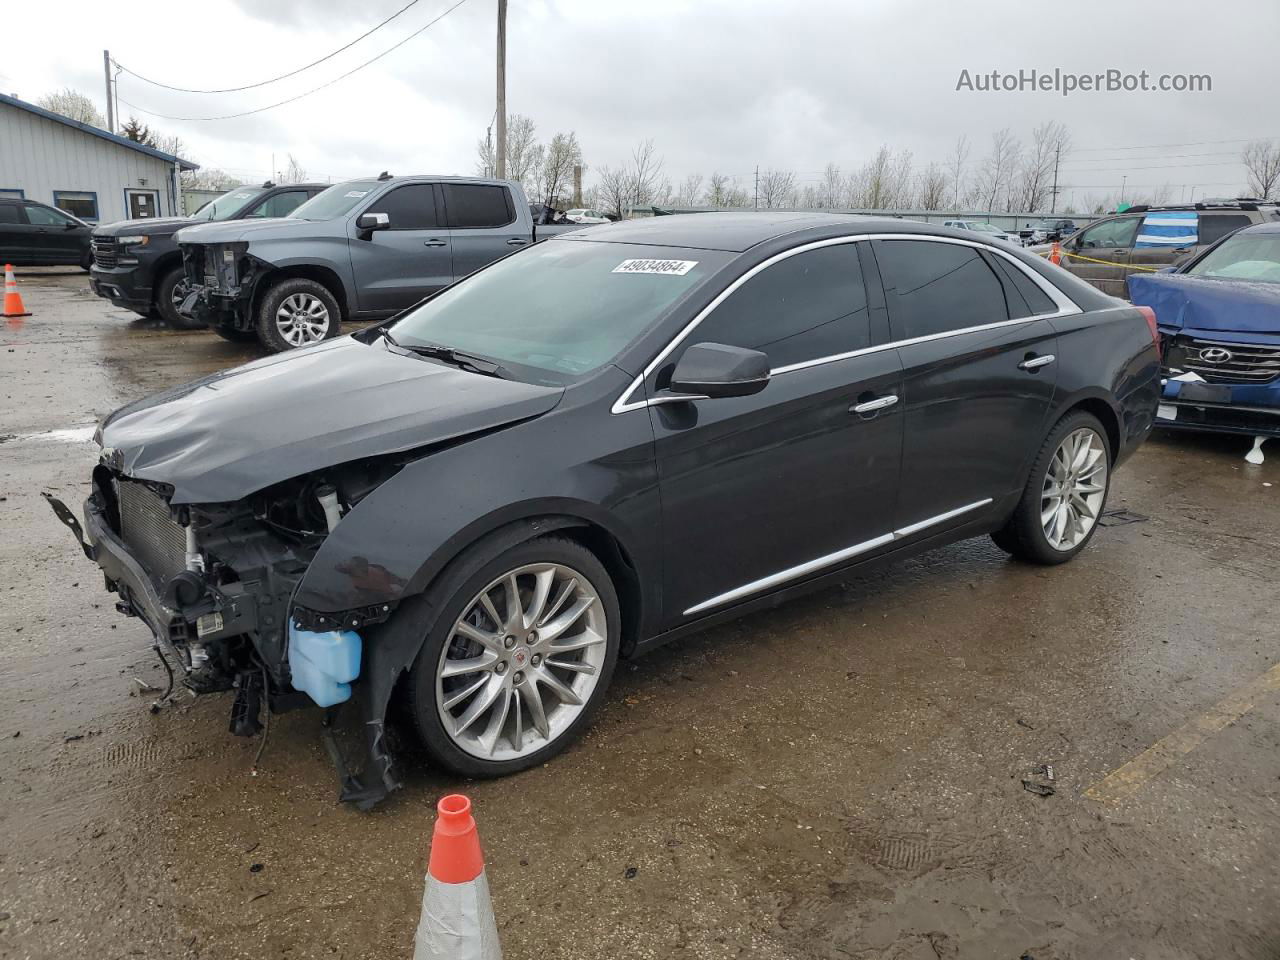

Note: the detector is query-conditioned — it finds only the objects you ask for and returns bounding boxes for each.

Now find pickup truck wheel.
[991,411,1111,565]
[155,266,204,330]
[404,535,620,778]
[256,278,340,352]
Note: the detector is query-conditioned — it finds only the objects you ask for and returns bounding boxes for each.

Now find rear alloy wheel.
[255,278,341,352]
[155,266,204,330]
[991,411,1111,564]
[406,536,620,777]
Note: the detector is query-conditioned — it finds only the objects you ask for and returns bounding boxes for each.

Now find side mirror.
[65,221,79,230]
[356,212,390,232]
[668,342,770,399]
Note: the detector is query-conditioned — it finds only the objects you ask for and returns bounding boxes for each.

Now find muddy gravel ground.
[1,269,1278,960]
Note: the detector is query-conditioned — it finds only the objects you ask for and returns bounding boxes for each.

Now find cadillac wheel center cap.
[511,646,530,670]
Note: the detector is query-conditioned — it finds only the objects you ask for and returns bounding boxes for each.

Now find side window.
[1077,217,1140,249]
[443,184,514,228]
[874,239,1009,339]
[246,190,310,219]
[1199,214,1252,246]
[991,255,1058,317]
[0,204,21,224]
[24,204,73,227]
[689,244,870,370]
[366,184,440,230]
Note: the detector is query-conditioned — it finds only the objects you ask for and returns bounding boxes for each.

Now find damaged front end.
[46,453,406,808]
[177,241,267,332]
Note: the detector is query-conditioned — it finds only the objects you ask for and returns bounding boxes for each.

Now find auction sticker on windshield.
[613,259,699,275]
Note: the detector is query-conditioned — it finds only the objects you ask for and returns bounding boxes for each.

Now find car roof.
[1237,221,1280,235]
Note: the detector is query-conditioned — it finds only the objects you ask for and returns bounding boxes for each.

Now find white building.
[0,93,197,226]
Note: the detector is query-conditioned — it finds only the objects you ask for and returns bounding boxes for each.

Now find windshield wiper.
[375,326,400,348]
[398,341,511,378]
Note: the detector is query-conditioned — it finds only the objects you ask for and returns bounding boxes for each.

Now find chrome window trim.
[683,497,994,616]
[611,232,1081,414]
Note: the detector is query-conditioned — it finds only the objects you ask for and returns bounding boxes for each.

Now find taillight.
[1135,305,1161,360]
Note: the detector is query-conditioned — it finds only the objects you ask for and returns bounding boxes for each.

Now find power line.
[116,0,426,94]
[117,0,472,122]
[1073,136,1274,153]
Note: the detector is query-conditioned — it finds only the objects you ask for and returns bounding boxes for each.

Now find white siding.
[0,102,179,224]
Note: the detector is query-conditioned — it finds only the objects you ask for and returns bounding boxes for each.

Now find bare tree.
[916,162,950,210]
[595,165,632,220]
[975,128,1021,212]
[1242,140,1280,199]
[949,135,970,210]
[704,172,747,208]
[37,88,105,128]
[628,139,668,209]
[675,173,704,207]
[757,169,796,208]
[850,146,914,209]
[476,114,543,185]
[816,163,845,208]
[280,154,308,184]
[181,169,242,191]
[535,132,583,209]
[1012,122,1070,213]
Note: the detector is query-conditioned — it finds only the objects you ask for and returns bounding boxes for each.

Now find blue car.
[1128,222,1280,460]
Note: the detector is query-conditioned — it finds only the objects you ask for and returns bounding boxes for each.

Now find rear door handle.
[507,238,530,246]
[423,239,447,247]
[1018,354,1056,371]
[851,394,899,414]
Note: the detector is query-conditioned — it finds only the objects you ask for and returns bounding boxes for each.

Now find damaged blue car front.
[1128,222,1280,460]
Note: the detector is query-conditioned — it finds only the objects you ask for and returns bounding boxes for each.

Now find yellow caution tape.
[1033,249,1164,272]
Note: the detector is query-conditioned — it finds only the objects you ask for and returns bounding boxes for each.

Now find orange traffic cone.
[3,264,31,318]
[1049,241,1063,266]
[414,794,503,959]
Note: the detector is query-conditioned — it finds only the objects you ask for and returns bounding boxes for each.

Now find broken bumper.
[1157,378,1280,438]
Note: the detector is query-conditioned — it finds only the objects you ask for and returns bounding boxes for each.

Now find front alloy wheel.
[437,563,608,761]
[1041,427,1108,551]
[275,292,332,346]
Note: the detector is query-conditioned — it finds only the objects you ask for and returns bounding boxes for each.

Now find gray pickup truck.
[175,175,582,352]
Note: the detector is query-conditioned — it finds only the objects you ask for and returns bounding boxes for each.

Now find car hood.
[1127,272,1280,338]
[174,217,322,245]
[93,217,192,238]
[98,337,565,504]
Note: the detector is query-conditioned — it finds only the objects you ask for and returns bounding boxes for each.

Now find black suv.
[0,197,93,269]
[89,181,325,328]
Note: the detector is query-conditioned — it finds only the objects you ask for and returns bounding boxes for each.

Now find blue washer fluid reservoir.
[288,624,362,708]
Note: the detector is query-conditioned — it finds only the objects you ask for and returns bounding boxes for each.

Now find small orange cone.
[414,794,502,959]
[1049,241,1063,266]
[3,264,31,318]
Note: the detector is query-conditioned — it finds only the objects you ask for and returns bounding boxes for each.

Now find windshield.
[970,223,1001,233]
[1185,231,1280,283]
[290,180,379,220]
[388,240,732,384]
[191,186,268,221]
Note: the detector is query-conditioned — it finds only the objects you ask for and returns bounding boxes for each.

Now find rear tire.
[155,266,204,330]
[991,410,1111,565]
[255,278,341,352]
[403,534,621,779]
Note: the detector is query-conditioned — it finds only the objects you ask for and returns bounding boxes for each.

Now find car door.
[1061,216,1139,295]
[349,182,453,314]
[868,238,1060,538]
[0,202,31,264]
[648,240,904,625]
[440,182,529,278]
[1127,210,1203,276]
[23,203,84,263]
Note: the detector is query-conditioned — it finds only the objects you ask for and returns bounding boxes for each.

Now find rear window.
[0,204,20,224]
[443,183,514,228]
[991,255,1059,316]
[1198,214,1253,246]
[874,239,1010,339]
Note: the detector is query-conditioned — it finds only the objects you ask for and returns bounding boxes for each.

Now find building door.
[126,189,160,220]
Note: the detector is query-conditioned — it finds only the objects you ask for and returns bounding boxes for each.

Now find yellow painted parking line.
[1084,662,1280,804]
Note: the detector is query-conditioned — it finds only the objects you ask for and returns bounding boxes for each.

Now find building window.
[52,190,99,222]
[0,188,24,200]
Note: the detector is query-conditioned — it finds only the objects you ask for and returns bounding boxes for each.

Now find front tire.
[155,266,204,330]
[404,534,620,778]
[991,410,1111,565]
[255,278,341,352]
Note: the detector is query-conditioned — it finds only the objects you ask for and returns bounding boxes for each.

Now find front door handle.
[423,239,447,247]
[851,394,899,415]
[1018,354,1056,371]
[507,238,530,246]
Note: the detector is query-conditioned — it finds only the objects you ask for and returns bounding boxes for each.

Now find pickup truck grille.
[1173,336,1280,385]
[116,481,187,584]
[91,239,118,268]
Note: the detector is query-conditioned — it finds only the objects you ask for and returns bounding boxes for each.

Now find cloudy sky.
[5,0,1277,208]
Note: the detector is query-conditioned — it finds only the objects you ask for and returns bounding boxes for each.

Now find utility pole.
[1050,142,1060,215]
[495,0,507,179]
[103,50,114,133]
[753,165,759,209]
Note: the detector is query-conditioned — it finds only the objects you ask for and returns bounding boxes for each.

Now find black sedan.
[47,213,1161,807]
